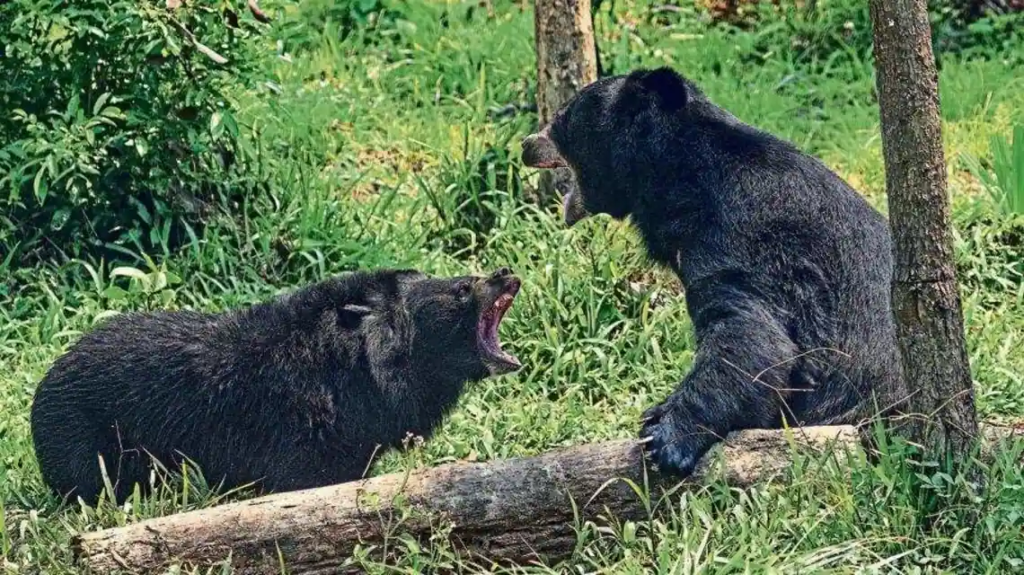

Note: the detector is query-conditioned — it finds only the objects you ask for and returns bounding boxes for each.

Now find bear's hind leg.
[35,417,152,506]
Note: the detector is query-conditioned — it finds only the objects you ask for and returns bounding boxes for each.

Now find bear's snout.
[521,132,566,170]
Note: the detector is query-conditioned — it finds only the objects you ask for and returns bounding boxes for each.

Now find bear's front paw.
[639,401,719,478]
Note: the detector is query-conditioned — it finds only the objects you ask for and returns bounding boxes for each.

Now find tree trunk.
[532,0,598,204]
[74,427,863,574]
[868,0,979,460]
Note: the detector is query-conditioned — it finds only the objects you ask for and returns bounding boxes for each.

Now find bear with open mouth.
[30,267,522,505]
[522,67,900,479]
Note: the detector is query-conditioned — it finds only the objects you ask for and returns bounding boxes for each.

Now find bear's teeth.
[493,294,513,311]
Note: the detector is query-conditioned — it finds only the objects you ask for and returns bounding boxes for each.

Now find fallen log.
[72,424,1021,574]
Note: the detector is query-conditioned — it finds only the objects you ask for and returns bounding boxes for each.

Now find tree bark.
[532,0,598,204]
[868,0,979,459]
[74,427,864,574]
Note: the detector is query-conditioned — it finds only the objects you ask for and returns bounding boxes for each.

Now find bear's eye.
[454,282,472,298]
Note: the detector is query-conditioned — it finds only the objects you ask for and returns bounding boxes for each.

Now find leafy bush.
[932,5,1024,59]
[0,0,268,264]
[720,0,1024,73]
[271,0,410,54]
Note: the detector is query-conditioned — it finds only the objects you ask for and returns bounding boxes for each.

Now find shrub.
[708,0,1024,73]
[270,0,409,54]
[0,0,268,264]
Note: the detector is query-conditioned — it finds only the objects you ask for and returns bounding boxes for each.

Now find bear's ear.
[342,304,374,316]
[338,303,375,328]
[393,269,428,283]
[629,67,688,112]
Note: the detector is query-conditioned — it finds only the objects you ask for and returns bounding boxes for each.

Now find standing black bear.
[31,267,522,505]
[522,67,901,477]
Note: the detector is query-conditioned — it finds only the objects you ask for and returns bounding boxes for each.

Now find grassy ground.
[2,0,1024,572]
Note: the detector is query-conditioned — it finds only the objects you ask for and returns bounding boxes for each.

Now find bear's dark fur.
[31,268,522,504]
[522,67,901,477]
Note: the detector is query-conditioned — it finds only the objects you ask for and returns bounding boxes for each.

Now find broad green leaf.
[159,290,176,307]
[92,93,111,116]
[66,94,80,119]
[152,271,168,292]
[110,266,148,281]
[100,106,124,120]
[33,166,48,203]
[94,310,123,323]
[101,286,129,301]
[210,111,224,138]
[222,110,239,139]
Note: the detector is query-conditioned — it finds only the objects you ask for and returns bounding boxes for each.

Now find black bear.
[31,267,522,505]
[522,67,901,478]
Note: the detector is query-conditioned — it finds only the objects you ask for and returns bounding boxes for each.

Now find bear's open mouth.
[477,279,521,375]
[521,131,589,226]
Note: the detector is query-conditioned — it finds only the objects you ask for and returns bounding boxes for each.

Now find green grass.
[2,0,1024,572]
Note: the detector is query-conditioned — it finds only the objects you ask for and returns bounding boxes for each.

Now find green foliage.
[2,0,1024,572]
[955,208,1024,308]
[271,0,410,53]
[738,0,874,75]
[728,0,1024,74]
[0,0,267,263]
[932,7,1024,61]
[962,125,1024,217]
[956,126,1024,309]
[420,125,528,255]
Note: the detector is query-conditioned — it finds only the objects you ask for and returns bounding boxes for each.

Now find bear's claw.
[639,400,715,479]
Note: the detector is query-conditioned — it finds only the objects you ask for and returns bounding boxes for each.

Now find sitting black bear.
[522,67,900,477]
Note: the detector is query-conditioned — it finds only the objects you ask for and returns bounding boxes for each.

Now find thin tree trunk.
[532,0,598,204]
[868,0,979,460]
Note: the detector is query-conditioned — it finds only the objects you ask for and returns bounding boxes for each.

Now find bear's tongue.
[478,291,520,372]
[561,189,589,226]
